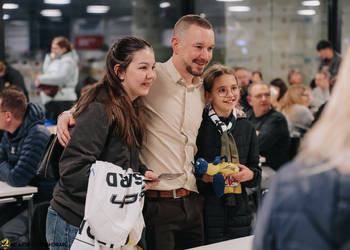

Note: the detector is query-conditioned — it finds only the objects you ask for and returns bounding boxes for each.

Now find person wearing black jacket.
[195,64,260,244]
[0,61,28,100]
[247,83,290,171]
[46,37,159,250]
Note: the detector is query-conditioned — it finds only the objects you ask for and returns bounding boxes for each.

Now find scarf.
[207,104,242,197]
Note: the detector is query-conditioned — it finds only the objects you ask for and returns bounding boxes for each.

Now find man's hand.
[57,111,75,147]
[229,164,254,183]
[144,171,159,190]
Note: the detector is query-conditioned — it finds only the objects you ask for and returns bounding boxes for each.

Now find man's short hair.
[233,66,247,72]
[173,14,213,38]
[316,40,333,51]
[247,82,268,96]
[0,86,27,120]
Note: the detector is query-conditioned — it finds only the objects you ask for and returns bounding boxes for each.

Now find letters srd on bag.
[71,161,145,250]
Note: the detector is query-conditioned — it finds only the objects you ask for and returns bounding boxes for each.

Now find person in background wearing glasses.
[247,83,290,190]
[195,64,260,244]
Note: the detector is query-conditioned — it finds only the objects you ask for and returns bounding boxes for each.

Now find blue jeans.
[46,206,79,250]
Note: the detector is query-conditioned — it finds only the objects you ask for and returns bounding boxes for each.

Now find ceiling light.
[160,2,171,8]
[217,0,243,2]
[87,5,110,14]
[40,9,62,17]
[44,0,70,4]
[2,3,19,9]
[297,9,316,15]
[302,1,320,7]
[228,6,251,12]
[3,14,10,20]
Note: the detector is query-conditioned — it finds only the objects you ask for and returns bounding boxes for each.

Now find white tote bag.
[71,161,145,250]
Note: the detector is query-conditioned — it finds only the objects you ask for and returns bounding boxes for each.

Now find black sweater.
[247,108,290,170]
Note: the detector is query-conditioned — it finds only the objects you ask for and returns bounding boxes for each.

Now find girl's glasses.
[216,86,239,97]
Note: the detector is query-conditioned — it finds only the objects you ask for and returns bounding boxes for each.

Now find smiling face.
[206,74,240,117]
[172,24,215,79]
[118,47,156,101]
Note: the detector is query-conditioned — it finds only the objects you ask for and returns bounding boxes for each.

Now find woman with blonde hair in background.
[253,47,350,250]
[277,84,314,138]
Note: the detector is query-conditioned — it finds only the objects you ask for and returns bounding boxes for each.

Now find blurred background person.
[277,84,314,159]
[35,36,79,122]
[235,67,252,113]
[316,40,342,79]
[0,60,28,100]
[277,85,314,138]
[287,68,302,86]
[0,86,51,246]
[247,83,290,190]
[253,47,350,250]
[311,69,330,113]
[269,78,288,108]
[252,70,263,83]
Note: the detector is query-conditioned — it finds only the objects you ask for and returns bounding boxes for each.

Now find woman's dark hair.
[53,36,73,52]
[74,36,153,148]
[270,78,288,101]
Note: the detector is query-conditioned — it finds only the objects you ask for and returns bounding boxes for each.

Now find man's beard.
[185,59,208,77]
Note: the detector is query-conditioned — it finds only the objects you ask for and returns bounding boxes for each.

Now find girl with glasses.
[195,64,261,244]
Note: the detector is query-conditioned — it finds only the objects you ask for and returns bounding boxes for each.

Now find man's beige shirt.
[141,58,205,192]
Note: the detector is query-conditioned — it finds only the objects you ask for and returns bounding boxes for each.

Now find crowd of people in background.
[0,13,348,250]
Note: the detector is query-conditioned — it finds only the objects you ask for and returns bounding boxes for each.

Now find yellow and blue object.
[193,156,241,197]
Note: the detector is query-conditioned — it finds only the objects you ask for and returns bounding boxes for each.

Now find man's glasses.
[216,86,239,97]
[251,93,271,99]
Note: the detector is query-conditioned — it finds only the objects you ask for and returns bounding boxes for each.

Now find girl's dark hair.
[74,36,152,148]
[270,78,288,101]
[53,36,73,52]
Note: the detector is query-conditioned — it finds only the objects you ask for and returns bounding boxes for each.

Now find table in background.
[0,181,38,241]
[187,235,254,250]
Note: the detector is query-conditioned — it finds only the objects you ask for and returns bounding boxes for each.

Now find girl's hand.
[144,171,159,190]
[202,173,214,183]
